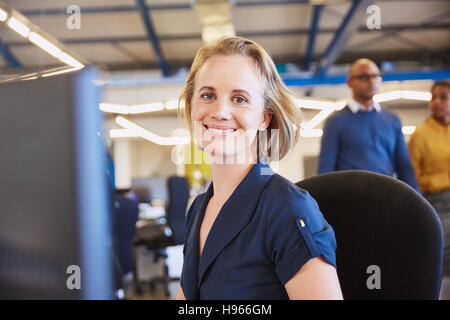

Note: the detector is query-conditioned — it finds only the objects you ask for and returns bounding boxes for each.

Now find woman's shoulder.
[409,121,430,144]
[260,173,337,271]
[264,173,313,203]
[261,173,325,230]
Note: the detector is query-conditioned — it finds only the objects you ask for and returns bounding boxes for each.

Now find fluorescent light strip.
[402,126,416,135]
[130,102,164,114]
[1,5,84,72]
[29,32,61,58]
[99,103,129,114]
[21,76,38,81]
[115,116,190,145]
[302,107,336,130]
[165,100,184,110]
[374,90,431,103]
[109,129,140,138]
[0,8,8,21]
[20,73,38,81]
[401,91,431,101]
[6,17,30,38]
[335,100,347,110]
[58,52,84,69]
[300,128,323,138]
[41,67,82,77]
[100,101,179,114]
[373,91,402,103]
[295,98,336,110]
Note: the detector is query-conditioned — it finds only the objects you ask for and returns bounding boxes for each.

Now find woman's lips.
[203,124,237,137]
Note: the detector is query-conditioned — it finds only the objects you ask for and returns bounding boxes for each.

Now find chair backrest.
[296,170,443,299]
[166,176,190,246]
[112,195,139,275]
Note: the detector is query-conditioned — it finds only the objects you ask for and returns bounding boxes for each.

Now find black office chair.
[133,185,152,204]
[133,176,189,296]
[296,170,443,299]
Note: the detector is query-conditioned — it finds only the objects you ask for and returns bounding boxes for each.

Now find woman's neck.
[209,161,255,204]
[207,139,260,203]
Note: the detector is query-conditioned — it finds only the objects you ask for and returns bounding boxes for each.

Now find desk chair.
[133,185,152,204]
[296,170,443,299]
[134,176,189,296]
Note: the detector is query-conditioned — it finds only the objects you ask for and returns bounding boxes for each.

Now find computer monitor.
[0,68,114,299]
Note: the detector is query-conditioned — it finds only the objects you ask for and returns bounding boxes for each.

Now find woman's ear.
[259,112,273,130]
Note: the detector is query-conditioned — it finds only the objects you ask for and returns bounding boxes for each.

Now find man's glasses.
[350,74,382,81]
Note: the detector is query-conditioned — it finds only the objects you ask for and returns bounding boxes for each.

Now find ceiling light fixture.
[41,66,82,78]
[99,103,129,114]
[6,16,30,38]
[115,116,190,146]
[165,100,184,110]
[402,126,416,135]
[109,129,140,138]
[0,1,86,76]
[0,8,8,21]
[129,102,164,114]
[28,32,61,58]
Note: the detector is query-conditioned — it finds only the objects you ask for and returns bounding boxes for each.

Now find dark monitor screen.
[0,68,114,299]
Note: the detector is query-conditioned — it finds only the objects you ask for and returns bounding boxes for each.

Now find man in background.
[317,58,420,192]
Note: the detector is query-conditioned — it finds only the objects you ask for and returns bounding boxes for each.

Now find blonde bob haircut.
[178,36,301,162]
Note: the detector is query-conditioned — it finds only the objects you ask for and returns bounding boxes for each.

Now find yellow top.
[408,117,450,193]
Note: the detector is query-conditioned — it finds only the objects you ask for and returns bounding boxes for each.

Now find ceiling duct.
[193,0,235,44]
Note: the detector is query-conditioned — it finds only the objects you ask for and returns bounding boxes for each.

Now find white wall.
[129,140,177,178]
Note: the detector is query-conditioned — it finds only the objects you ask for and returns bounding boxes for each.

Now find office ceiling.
[1,0,449,75]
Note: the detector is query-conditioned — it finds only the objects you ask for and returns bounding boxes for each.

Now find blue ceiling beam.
[315,0,375,77]
[303,5,323,71]
[21,1,310,16]
[283,69,450,87]
[135,0,169,77]
[0,39,22,69]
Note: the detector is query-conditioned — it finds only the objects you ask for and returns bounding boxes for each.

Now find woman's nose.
[211,98,231,120]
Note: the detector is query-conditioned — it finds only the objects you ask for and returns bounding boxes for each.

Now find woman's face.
[190,54,271,162]
[429,85,450,123]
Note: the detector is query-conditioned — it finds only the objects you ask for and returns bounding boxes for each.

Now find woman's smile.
[202,123,238,137]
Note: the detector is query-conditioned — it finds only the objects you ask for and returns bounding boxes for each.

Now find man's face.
[347,62,382,101]
[429,85,450,123]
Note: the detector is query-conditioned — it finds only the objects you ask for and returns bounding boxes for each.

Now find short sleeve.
[264,188,337,285]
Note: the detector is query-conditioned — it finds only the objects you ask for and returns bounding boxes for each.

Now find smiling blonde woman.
[176,36,342,300]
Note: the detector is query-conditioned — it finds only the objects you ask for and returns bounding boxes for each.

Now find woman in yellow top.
[408,80,450,298]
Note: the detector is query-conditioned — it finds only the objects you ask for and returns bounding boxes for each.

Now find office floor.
[125,281,178,300]
[125,245,182,300]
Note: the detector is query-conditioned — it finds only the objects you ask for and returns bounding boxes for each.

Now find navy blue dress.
[180,161,337,299]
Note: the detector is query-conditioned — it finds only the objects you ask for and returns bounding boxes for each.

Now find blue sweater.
[318,106,420,192]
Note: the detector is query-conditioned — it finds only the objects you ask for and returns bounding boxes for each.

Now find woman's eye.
[201,93,214,100]
[233,96,246,104]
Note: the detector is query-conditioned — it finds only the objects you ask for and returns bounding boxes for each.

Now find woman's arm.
[285,256,343,300]
[176,282,186,300]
